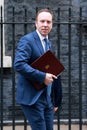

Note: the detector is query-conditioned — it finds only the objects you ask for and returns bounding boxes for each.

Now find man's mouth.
[42,29,48,32]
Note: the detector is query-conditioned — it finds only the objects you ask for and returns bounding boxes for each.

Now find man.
[14,9,62,130]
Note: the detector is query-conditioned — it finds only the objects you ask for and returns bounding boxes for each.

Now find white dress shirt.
[36,30,48,52]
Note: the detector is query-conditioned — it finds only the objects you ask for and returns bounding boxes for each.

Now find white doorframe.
[0,0,12,68]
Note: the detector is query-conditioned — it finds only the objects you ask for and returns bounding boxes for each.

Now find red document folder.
[31,50,65,90]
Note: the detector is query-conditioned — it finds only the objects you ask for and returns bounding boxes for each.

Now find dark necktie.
[44,38,49,52]
[44,38,52,96]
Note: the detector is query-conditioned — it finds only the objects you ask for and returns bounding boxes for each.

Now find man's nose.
[44,22,48,26]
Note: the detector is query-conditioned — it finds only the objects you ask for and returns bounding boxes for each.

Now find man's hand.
[44,73,57,86]
[53,107,58,112]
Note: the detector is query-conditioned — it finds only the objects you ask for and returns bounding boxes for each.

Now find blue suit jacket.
[14,31,62,107]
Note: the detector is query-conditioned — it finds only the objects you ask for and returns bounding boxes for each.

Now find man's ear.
[35,21,37,28]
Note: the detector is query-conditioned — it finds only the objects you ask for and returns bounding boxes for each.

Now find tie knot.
[44,38,48,43]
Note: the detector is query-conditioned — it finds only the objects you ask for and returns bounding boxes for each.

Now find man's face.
[35,12,53,37]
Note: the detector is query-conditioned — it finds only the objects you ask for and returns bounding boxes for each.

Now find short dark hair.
[36,8,53,20]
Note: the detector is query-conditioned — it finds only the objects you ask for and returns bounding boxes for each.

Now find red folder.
[31,50,65,90]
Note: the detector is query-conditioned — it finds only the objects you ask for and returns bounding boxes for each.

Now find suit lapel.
[33,31,44,55]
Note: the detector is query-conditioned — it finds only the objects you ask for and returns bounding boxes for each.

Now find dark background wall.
[0,0,87,121]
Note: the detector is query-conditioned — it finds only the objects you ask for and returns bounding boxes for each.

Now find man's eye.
[40,20,51,24]
[47,21,51,24]
[41,20,45,23]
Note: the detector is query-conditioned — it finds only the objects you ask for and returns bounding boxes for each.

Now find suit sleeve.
[51,76,62,107]
[14,37,46,84]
